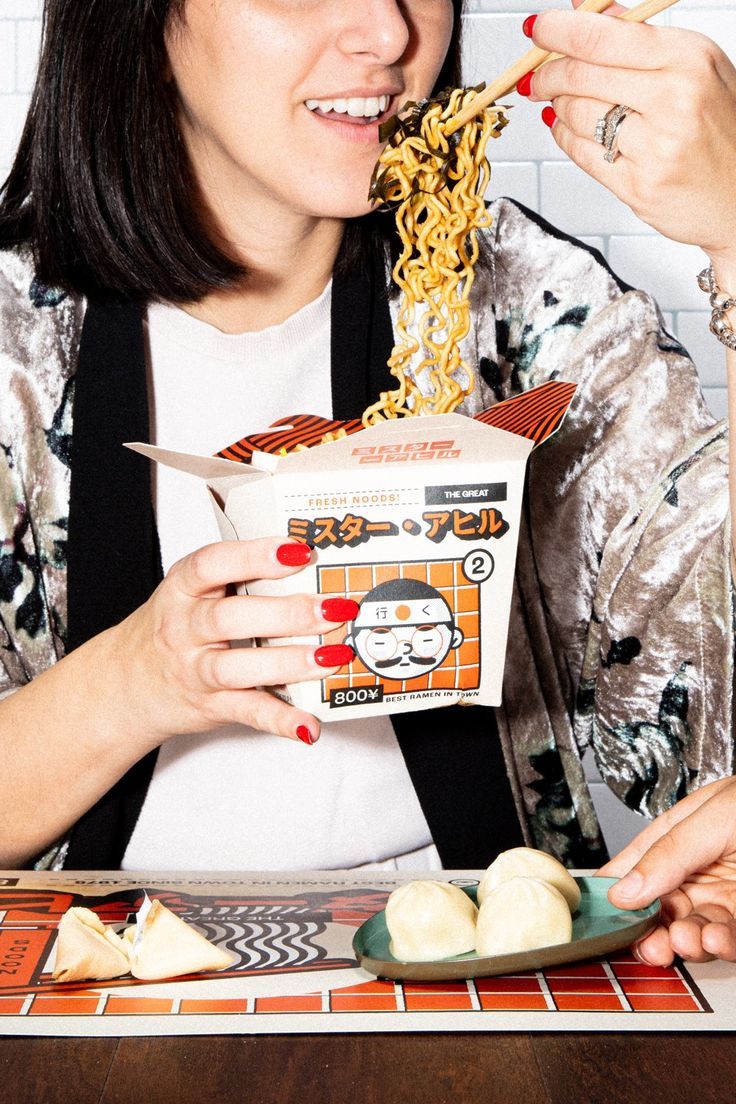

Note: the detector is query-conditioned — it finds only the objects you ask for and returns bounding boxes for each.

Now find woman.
[0,2,734,903]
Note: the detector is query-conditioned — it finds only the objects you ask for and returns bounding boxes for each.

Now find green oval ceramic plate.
[352,877,660,982]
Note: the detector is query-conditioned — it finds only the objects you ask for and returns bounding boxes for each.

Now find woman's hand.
[2,535,353,866]
[599,777,736,965]
[522,9,736,268]
[112,536,355,748]
[523,6,736,551]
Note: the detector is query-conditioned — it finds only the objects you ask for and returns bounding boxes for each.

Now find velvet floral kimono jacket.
[1,198,733,869]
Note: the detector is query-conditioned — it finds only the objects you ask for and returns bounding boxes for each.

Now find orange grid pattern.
[318,559,481,701]
[230,955,706,1016]
[28,996,100,1017]
[9,954,707,1018]
[104,997,174,1015]
[179,999,249,1015]
[255,994,323,1014]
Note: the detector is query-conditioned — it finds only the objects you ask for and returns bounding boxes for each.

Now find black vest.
[64,244,522,868]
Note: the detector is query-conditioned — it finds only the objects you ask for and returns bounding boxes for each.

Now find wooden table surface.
[3,1032,736,1104]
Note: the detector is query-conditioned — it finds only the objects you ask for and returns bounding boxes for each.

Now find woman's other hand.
[599,777,736,965]
[521,9,736,266]
[112,537,356,748]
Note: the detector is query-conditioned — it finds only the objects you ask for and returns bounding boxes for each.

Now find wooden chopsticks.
[445,0,679,135]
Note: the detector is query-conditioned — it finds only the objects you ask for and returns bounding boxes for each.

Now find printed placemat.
[1,872,733,1036]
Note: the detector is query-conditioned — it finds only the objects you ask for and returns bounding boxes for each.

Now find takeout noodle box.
[130,380,575,721]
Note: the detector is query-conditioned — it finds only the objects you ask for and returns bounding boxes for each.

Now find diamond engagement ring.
[602,104,632,163]
[594,117,607,145]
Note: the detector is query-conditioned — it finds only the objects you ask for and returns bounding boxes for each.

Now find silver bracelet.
[697,266,736,351]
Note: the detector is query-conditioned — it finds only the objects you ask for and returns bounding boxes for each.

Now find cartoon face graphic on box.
[344,578,464,681]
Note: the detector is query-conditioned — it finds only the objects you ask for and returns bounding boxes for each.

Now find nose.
[400,640,413,655]
[336,0,411,65]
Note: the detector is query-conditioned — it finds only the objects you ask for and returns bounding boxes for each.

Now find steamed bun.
[477,847,580,912]
[385,880,478,961]
[475,876,573,956]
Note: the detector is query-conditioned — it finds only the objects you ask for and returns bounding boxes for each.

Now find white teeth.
[348,96,378,117]
[305,94,390,118]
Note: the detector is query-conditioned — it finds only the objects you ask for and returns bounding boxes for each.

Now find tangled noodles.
[363,86,509,424]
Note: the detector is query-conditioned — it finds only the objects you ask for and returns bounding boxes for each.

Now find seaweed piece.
[369,84,509,205]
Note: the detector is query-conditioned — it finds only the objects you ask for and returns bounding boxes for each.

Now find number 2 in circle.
[461,549,494,583]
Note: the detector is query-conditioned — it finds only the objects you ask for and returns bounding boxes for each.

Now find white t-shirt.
[122,286,438,871]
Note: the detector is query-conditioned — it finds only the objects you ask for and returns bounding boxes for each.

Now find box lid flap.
[213,380,576,468]
[126,442,269,483]
[473,379,576,448]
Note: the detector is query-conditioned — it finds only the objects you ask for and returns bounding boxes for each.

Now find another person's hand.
[112,537,355,748]
[522,9,736,271]
[599,777,736,965]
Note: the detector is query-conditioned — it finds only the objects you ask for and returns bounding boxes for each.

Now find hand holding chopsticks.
[446,0,682,134]
[448,1,736,265]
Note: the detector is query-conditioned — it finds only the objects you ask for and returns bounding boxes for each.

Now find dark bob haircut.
[0,0,465,303]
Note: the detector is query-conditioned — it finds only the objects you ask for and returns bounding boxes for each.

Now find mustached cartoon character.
[343,578,464,681]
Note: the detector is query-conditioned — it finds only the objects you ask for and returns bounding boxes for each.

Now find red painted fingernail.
[321,597,360,622]
[296,724,315,745]
[542,105,557,128]
[516,71,534,97]
[276,542,313,566]
[522,14,538,38]
[314,644,354,668]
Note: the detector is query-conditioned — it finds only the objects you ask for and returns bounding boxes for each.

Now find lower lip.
[304,101,396,144]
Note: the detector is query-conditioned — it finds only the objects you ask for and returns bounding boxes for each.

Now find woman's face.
[166,0,454,227]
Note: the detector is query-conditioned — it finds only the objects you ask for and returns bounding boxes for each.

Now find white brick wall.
[1,2,733,853]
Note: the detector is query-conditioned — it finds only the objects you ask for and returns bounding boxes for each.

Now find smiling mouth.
[305,94,392,126]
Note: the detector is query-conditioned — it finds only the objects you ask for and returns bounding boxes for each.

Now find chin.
[298,171,377,221]
[308,194,375,221]
[341,201,377,220]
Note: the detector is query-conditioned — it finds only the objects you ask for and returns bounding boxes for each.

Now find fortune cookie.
[52,907,131,983]
[128,898,234,980]
[477,846,580,912]
[475,876,573,957]
[385,880,478,962]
